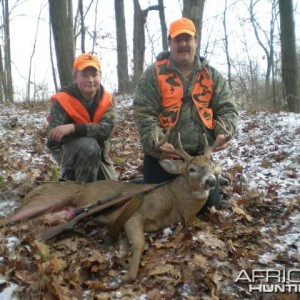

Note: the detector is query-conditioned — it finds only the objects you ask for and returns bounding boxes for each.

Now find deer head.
[154,127,222,193]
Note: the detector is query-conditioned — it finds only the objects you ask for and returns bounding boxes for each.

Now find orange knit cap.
[168,18,196,39]
[73,53,101,71]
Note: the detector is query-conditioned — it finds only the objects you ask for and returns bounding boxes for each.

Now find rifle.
[38,181,171,241]
[73,193,122,216]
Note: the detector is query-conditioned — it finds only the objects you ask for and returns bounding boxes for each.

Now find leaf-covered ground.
[0,98,299,300]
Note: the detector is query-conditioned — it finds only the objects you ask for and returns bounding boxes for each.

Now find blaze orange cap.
[73,53,101,71]
[168,18,196,39]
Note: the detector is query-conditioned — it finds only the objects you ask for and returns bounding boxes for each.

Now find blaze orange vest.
[155,58,215,129]
[50,91,112,124]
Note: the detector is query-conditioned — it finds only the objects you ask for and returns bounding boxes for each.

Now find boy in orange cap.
[133,18,238,213]
[47,53,117,183]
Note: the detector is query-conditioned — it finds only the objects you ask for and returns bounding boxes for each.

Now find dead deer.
[0,121,231,283]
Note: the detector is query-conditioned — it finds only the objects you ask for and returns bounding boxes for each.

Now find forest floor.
[0,97,300,300]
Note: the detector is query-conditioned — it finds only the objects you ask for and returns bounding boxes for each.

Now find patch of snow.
[5,236,20,251]
[0,279,19,300]
[215,111,300,199]
[0,201,17,217]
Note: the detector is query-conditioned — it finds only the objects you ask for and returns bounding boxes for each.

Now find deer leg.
[122,215,145,283]
[1,192,78,227]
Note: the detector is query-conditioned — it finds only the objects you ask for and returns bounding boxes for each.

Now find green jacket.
[47,83,116,162]
[133,51,238,159]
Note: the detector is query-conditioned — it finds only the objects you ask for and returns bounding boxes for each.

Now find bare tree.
[132,1,160,85]
[279,0,299,112]
[183,0,205,51]
[115,0,130,94]
[249,0,278,108]
[78,0,85,53]
[49,0,75,88]
[222,0,232,89]
[158,0,168,51]
[0,48,4,102]
[49,20,59,93]
[73,1,98,54]
[90,0,99,54]
[26,3,46,102]
[1,0,13,102]
[132,0,145,85]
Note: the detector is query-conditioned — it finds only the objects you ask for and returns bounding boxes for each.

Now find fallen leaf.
[232,206,253,221]
[226,239,236,253]
[32,239,49,261]
[148,264,174,276]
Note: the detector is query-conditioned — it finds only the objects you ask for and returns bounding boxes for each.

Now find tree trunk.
[183,0,205,52]
[158,0,168,51]
[2,0,13,102]
[26,4,44,102]
[132,0,145,86]
[0,48,4,103]
[279,0,299,112]
[78,0,85,53]
[222,0,232,90]
[49,23,59,92]
[49,0,75,88]
[115,0,130,94]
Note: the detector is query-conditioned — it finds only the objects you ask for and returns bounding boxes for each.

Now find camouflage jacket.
[47,83,116,159]
[133,51,238,159]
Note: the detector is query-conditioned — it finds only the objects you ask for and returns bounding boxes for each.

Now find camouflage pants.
[51,137,117,183]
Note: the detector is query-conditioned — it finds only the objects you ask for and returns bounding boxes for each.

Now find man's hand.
[213,134,230,152]
[48,124,75,142]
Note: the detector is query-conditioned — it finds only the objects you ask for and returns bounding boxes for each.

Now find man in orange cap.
[133,18,238,213]
[47,53,117,183]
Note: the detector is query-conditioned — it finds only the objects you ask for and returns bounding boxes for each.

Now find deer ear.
[159,159,185,174]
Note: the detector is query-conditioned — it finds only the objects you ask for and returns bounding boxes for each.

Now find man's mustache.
[178,47,189,53]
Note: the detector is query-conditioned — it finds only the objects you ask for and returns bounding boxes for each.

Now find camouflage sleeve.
[47,100,73,148]
[48,100,72,131]
[133,65,165,159]
[208,66,239,137]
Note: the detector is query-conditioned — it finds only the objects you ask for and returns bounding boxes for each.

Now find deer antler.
[203,133,212,157]
[210,116,233,152]
[154,127,171,150]
[154,127,192,161]
[216,116,232,138]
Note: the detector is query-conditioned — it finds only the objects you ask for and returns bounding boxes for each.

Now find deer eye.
[188,167,197,174]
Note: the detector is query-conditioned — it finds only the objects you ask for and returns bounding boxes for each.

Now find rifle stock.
[38,184,156,241]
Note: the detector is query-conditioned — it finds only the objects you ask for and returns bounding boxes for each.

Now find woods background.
[0,1,300,298]
[0,0,299,112]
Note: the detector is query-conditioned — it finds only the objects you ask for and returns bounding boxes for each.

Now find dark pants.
[143,155,220,214]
